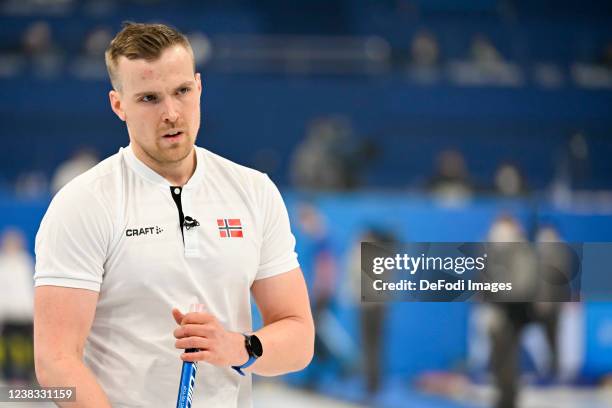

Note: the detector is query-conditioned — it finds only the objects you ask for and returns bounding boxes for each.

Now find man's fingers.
[180,311,216,325]
[172,309,216,327]
[172,308,184,325]
[181,350,212,363]
[175,336,210,350]
[173,323,215,339]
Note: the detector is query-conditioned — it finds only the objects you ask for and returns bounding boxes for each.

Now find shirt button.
[174,187,181,195]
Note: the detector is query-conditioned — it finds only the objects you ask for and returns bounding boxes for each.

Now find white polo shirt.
[34,145,299,407]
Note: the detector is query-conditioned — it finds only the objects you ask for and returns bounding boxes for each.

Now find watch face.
[248,335,263,358]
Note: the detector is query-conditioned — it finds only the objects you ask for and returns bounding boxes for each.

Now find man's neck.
[133,146,197,186]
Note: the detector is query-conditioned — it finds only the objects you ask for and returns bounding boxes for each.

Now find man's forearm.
[36,355,111,408]
[249,316,314,376]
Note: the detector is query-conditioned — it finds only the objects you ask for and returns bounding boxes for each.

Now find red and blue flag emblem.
[217,219,243,238]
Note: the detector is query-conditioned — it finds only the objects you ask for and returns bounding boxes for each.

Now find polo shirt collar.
[123,144,204,189]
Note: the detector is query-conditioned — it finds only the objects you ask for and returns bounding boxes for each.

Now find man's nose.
[162,98,180,123]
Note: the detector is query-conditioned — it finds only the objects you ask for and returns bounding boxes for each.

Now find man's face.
[109,45,202,167]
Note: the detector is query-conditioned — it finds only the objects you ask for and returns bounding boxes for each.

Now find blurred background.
[1,0,612,407]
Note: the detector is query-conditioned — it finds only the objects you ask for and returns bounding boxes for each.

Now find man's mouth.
[163,130,183,139]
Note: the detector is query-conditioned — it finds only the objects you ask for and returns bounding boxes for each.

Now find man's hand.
[172,309,248,367]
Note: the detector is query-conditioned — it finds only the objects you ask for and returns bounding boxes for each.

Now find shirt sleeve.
[255,174,300,280]
[34,183,112,292]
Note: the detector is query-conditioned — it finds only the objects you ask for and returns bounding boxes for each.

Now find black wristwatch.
[231,334,263,376]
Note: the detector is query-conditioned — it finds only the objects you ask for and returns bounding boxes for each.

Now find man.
[33,22,314,407]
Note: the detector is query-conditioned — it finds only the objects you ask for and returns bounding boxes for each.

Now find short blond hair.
[105,22,194,90]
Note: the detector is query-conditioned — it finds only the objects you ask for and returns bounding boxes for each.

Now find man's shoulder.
[198,146,268,186]
[52,149,125,208]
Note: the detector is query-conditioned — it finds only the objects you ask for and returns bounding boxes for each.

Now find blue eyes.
[139,87,191,103]
[142,95,157,103]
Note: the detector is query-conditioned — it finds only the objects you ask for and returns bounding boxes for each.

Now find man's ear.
[195,72,203,95]
[109,90,126,122]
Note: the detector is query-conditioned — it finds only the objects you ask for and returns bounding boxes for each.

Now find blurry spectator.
[14,171,48,198]
[51,147,99,194]
[0,229,33,324]
[84,26,111,59]
[300,205,336,314]
[494,163,527,196]
[551,131,591,197]
[291,117,347,190]
[0,25,26,78]
[487,214,525,243]
[21,21,64,78]
[572,63,612,88]
[471,34,504,72]
[470,34,522,85]
[411,30,439,67]
[567,131,591,189]
[449,34,522,86]
[530,225,570,379]
[486,214,534,408]
[486,214,535,301]
[347,228,396,398]
[72,26,113,79]
[0,228,34,383]
[291,116,375,190]
[187,31,213,68]
[485,217,571,408]
[426,149,473,202]
[22,21,55,54]
[295,203,343,387]
[406,29,441,84]
[533,63,565,88]
[571,43,612,88]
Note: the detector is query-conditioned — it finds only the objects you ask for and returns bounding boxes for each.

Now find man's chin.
[158,145,194,164]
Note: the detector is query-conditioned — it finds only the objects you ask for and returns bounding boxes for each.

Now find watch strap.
[231,334,260,376]
[231,355,257,376]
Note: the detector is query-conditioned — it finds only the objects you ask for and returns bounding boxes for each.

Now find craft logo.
[125,226,164,237]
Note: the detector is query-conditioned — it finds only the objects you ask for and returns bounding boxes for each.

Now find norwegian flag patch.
[217,218,243,238]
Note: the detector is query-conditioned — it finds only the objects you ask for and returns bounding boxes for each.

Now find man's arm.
[248,267,314,376]
[34,286,112,407]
